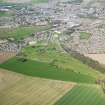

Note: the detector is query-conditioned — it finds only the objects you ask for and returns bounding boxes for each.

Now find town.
[1,0,105,55]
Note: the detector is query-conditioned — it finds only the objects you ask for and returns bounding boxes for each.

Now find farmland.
[0,69,74,105]
[22,45,104,78]
[0,43,105,84]
[0,68,105,105]
[0,12,12,17]
[54,84,105,105]
[0,42,105,105]
[0,52,16,64]
[0,68,23,91]
[0,25,50,40]
[80,32,91,40]
[0,57,96,84]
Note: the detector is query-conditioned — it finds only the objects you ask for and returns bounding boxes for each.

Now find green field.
[0,57,96,83]
[0,12,12,17]
[54,84,105,105]
[0,25,50,40]
[80,32,91,40]
[0,43,104,84]
[32,0,48,3]
[0,43,105,105]
[22,45,104,78]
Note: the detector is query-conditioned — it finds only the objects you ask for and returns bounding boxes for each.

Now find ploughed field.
[0,68,22,91]
[0,68,105,105]
[0,69,74,105]
[54,85,105,105]
[0,43,105,105]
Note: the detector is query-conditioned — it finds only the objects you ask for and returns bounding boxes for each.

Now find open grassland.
[0,69,74,105]
[0,52,16,64]
[0,25,50,40]
[22,45,104,78]
[0,12,12,17]
[0,68,23,91]
[0,44,104,84]
[0,57,97,84]
[80,32,91,40]
[54,84,105,105]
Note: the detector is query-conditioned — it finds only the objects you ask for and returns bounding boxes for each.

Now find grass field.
[0,25,50,40]
[80,32,91,40]
[0,12,12,17]
[54,84,105,105]
[0,57,97,84]
[0,69,74,105]
[22,45,104,78]
[0,34,105,105]
[0,42,105,105]
[0,69,105,105]
[0,43,105,84]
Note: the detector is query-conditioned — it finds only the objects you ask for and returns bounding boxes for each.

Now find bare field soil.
[0,52,16,64]
[85,54,105,65]
[0,68,23,91]
[0,69,75,105]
